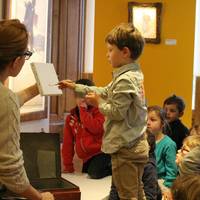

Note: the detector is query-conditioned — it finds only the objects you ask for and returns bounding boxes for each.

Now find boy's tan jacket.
[75,63,147,154]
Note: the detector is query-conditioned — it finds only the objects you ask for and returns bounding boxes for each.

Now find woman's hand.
[41,192,54,200]
[58,80,75,89]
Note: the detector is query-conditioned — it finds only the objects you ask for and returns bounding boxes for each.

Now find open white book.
[31,62,63,96]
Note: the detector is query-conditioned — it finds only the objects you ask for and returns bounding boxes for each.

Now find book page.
[31,62,63,96]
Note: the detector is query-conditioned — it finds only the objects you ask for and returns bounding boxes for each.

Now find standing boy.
[163,95,189,150]
[58,23,148,200]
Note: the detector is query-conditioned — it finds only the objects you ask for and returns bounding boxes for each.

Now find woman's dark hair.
[0,19,28,72]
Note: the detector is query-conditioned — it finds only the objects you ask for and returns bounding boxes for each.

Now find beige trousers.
[111,135,149,200]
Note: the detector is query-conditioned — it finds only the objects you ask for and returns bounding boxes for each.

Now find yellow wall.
[93,0,196,127]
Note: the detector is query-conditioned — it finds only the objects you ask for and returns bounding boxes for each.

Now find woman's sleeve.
[0,165,30,194]
[0,90,30,194]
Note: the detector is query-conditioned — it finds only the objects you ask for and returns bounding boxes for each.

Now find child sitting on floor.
[175,135,200,176]
[147,105,178,199]
[62,79,111,179]
[163,95,189,150]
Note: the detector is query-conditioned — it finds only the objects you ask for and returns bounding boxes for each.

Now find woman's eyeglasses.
[23,50,33,60]
[15,50,33,60]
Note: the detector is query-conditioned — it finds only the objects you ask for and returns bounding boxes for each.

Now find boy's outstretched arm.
[59,79,109,99]
[58,80,76,89]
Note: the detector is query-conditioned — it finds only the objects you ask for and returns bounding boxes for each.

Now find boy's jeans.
[111,135,148,200]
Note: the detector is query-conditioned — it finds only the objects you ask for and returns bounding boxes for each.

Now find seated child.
[62,79,111,179]
[147,106,178,197]
[163,95,189,150]
[108,131,162,200]
[171,175,200,200]
[175,135,200,176]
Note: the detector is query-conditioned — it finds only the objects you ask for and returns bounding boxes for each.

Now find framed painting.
[128,2,162,43]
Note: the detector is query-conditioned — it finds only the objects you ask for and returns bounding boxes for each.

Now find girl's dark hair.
[148,105,169,132]
[0,19,28,72]
[146,131,156,154]
[171,175,200,200]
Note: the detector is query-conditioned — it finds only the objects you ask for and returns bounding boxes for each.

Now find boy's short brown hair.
[163,94,186,113]
[105,23,145,60]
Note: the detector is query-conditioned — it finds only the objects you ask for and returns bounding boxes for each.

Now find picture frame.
[128,2,162,44]
[5,0,52,121]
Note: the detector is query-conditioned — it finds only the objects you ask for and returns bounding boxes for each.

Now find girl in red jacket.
[62,79,111,179]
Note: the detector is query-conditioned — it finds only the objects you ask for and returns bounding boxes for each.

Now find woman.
[0,19,53,200]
